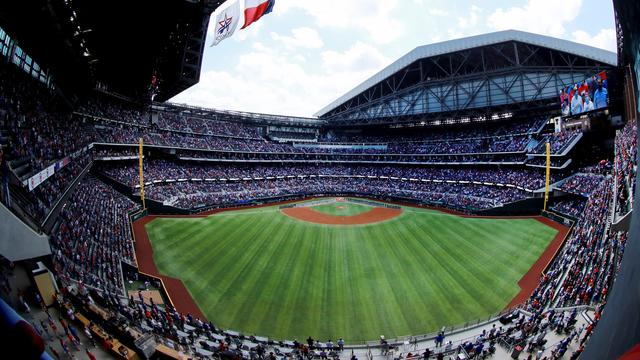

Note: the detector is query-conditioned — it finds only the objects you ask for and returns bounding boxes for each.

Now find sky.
[169,0,617,118]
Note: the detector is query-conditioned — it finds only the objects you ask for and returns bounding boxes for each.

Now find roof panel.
[315,30,617,117]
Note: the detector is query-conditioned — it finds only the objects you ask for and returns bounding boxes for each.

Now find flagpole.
[543,142,551,211]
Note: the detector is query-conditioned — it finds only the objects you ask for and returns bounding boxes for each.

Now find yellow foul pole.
[139,138,146,209]
[543,142,551,211]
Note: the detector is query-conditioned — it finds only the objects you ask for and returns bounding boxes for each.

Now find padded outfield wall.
[137,191,549,217]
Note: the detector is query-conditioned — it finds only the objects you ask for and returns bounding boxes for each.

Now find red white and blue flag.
[242,0,275,29]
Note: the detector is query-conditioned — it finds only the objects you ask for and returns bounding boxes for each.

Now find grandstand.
[0,1,638,360]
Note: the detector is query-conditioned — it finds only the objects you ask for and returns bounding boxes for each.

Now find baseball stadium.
[0,1,638,360]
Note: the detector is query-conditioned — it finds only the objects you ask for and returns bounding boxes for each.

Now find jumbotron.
[0,1,638,360]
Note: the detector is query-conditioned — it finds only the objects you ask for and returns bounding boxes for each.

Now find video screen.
[559,71,608,116]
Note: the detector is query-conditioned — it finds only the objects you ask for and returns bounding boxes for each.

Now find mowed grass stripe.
[426,218,529,312]
[342,225,379,341]
[148,219,214,274]
[430,221,509,313]
[229,215,292,329]
[354,225,408,339]
[146,203,558,342]
[286,222,326,338]
[408,219,492,320]
[398,226,464,328]
[184,214,265,294]
[273,221,320,338]
[374,221,431,335]
[201,213,280,318]
[387,219,459,331]
[243,214,304,331]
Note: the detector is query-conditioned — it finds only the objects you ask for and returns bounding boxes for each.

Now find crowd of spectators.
[79,98,266,140]
[94,148,139,159]
[96,161,558,211]
[50,175,139,296]
[557,173,607,197]
[550,199,586,219]
[10,154,92,224]
[526,157,570,168]
[484,306,599,360]
[614,118,637,215]
[101,161,555,191]
[384,135,531,155]
[94,124,283,152]
[176,149,528,165]
[527,177,626,311]
[142,177,529,211]
[37,171,613,359]
[79,103,548,158]
[78,96,150,127]
[321,118,546,143]
[532,130,581,155]
[560,72,608,116]
[0,60,95,179]
[155,112,264,139]
[93,124,536,157]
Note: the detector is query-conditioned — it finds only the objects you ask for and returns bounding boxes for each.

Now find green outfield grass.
[145,199,558,342]
[310,201,372,216]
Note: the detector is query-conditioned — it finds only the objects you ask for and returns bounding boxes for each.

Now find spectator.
[571,89,583,115]
[583,94,594,112]
[593,80,608,109]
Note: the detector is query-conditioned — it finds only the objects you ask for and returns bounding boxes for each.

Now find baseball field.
[140,198,562,343]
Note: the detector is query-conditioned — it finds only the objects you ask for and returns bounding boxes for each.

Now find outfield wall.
[145,192,475,215]
[142,191,545,217]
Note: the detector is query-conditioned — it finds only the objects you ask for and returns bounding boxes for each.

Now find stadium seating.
[96,161,556,210]
[155,112,264,139]
[0,61,95,179]
[140,177,526,211]
[50,175,138,295]
[105,161,555,188]
[614,118,637,215]
[550,199,586,218]
[0,60,635,360]
[531,130,582,155]
[321,118,546,143]
[557,173,608,197]
[80,99,548,158]
[527,177,625,310]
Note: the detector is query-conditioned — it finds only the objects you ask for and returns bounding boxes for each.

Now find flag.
[211,0,241,46]
[242,0,275,29]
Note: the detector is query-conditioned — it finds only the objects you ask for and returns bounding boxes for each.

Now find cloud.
[322,41,390,73]
[488,0,583,37]
[428,8,449,17]
[458,5,482,29]
[276,0,405,44]
[436,5,485,41]
[572,28,617,52]
[271,27,324,49]
[170,41,390,117]
[233,21,264,42]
